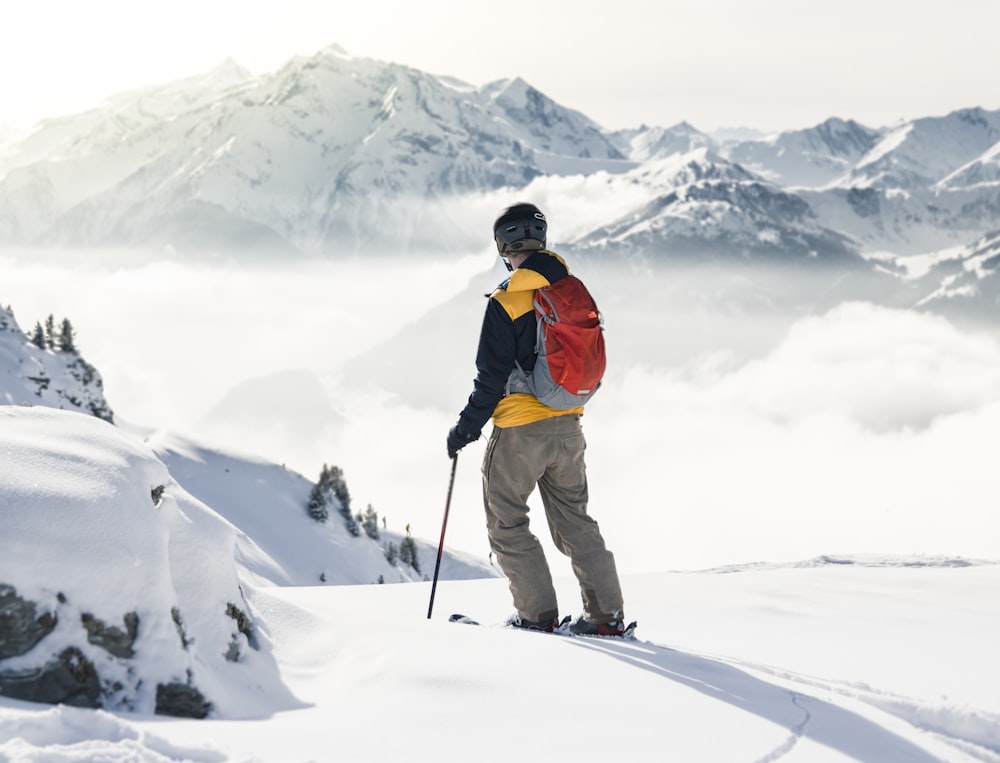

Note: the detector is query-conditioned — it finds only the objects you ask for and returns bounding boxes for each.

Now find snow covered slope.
[910,229,1000,320]
[1,292,998,759]
[0,403,496,718]
[1,547,997,761]
[143,427,495,587]
[0,293,495,592]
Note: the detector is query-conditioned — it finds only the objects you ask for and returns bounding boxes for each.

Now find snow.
[855,124,914,174]
[2,404,998,762]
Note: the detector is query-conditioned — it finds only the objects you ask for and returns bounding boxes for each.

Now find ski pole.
[427,454,458,619]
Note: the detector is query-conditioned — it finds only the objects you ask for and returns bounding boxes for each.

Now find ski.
[448,613,637,640]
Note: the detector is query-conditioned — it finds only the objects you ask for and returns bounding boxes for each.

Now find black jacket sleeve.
[457,297,516,436]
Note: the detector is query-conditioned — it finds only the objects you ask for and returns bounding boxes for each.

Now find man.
[447,202,627,636]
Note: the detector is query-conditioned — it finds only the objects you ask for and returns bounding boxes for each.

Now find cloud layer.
[4,254,998,572]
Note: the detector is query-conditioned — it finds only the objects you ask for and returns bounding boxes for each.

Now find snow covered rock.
[0,306,113,422]
[0,407,284,718]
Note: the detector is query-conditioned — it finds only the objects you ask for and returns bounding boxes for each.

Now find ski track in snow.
[715,652,1000,762]
[563,635,996,763]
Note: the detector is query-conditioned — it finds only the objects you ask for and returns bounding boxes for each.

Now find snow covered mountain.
[609,121,714,162]
[910,229,1000,320]
[719,117,884,188]
[0,46,622,256]
[844,108,1000,190]
[615,109,1000,262]
[1,45,999,277]
[939,137,1000,189]
[797,108,1000,255]
[563,148,861,264]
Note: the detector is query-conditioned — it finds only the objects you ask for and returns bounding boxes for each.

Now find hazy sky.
[2,0,998,134]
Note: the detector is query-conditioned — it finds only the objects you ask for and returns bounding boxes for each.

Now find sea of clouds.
[4,249,998,574]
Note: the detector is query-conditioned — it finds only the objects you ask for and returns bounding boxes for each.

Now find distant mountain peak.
[488,76,550,112]
[203,57,254,83]
[319,42,352,58]
[0,47,998,266]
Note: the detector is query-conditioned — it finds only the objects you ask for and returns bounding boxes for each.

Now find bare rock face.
[0,585,57,659]
[81,611,139,659]
[0,586,214,718]
[155,682,213,719]
[0,587,99,707]
[0,647,100,708]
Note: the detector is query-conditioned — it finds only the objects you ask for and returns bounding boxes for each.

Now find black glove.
[447,425,478,459]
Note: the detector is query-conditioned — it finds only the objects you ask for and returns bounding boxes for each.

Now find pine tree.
[326,466,352,514]
[327,465,359,537]
[58,318,77,353]
[308,464,359,535]
[30,322,46,349]
[399,536,421,575]
[384,542,399,566]
[306,483,329,522]
[362,504,380,540]
[340,505,360,537]
[43,314,56,349]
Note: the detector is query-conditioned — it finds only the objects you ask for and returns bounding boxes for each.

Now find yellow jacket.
[456,250,583,434]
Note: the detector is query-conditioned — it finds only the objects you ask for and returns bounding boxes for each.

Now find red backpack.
[508,275,607,409]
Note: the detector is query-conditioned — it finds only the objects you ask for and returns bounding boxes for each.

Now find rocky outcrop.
[0,585,57,659]
[0,647,101,708]
[0,584,221,718]
[0,306,114,423]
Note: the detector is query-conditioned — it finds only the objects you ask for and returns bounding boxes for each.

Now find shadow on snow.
[566,637,945,763]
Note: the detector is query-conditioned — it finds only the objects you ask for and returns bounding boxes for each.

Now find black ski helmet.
[493,203,547,254]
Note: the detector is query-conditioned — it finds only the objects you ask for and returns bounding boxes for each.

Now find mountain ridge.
[1,47,998,274]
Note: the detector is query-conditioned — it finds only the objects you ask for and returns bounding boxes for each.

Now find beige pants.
[481,414,624,623]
